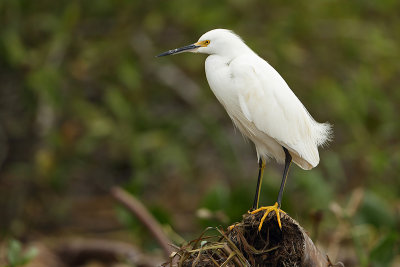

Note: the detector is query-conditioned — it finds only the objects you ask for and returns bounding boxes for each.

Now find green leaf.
[369,232,399,267]
[357,191,395,228]
[5,239,38,267]
[7,240,22,267]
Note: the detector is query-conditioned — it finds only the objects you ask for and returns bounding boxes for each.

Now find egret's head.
[157,29,249,58]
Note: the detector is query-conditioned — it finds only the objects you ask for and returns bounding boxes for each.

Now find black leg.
[277,147,292,208]
[252,158,265,211]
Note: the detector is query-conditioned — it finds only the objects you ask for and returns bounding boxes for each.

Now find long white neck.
[216,42,253,59]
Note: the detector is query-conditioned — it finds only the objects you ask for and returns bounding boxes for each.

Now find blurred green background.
[0,0,399,266]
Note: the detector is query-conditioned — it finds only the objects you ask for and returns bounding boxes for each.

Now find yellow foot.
[227,222,240,231]
[250,202,286,231]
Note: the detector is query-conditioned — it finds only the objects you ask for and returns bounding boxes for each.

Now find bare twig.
[111,186,173,257]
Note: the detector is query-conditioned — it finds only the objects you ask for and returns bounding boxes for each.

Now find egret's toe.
[250,202,285,230]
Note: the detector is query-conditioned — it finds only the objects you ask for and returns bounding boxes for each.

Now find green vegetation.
[1,240,37,267]
[0,0,399,266]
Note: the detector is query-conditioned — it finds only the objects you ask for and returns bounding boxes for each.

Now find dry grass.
[163,211,321,267]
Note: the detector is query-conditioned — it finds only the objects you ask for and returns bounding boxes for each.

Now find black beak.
[157,44,200,57]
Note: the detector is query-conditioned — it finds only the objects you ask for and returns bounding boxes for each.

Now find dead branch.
[110,186,173,257]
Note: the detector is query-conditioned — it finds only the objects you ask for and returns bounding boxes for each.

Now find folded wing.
[231,56,331,169]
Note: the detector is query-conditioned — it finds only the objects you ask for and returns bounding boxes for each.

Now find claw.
[250,202,285,230]
[227,223,240,231]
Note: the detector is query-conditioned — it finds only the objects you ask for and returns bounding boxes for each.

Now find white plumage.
[158,28,332,170]
[158,28,332,227]
[198,29,331,170]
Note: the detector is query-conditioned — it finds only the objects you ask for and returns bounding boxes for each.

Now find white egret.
[157,29,332,230]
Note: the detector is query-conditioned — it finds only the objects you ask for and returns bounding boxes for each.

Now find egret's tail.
[313,121,333,147]
[289,121,332,170]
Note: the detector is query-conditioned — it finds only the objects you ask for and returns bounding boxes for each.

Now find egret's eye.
[195,40,210,47]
